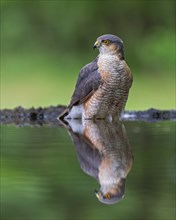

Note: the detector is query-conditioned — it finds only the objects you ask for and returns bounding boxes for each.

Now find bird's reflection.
[62,119,133,205]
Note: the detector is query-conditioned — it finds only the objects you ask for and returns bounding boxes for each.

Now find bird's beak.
[94,189,102,199]
[93,40,100,49]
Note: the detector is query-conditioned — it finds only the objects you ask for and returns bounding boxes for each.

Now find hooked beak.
[94,189,102,199]
[93,40,100,49]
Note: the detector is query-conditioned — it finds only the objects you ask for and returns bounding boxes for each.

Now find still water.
[1,120,175,220]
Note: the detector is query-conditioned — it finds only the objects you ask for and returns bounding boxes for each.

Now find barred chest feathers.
[83,54,132,119]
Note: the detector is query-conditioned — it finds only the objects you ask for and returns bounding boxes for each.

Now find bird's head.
[94,178,126,205]
[93,34,124,59]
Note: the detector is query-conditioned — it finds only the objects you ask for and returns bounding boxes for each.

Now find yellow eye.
[105,193,111,199]
[103,40,109,45]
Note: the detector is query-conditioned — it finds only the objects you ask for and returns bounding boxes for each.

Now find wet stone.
[0,106,175,126]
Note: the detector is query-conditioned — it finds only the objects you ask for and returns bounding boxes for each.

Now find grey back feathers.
[69,57,101,107]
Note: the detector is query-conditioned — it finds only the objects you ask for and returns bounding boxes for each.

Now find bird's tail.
[57,108,69,120]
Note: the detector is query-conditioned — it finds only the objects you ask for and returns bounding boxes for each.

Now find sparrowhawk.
[65,119,133,205]
[58,34,133,120]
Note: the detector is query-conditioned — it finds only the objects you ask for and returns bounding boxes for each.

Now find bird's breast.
[97,54,120,73]
[84,72,128,118]
[83,56,132,119]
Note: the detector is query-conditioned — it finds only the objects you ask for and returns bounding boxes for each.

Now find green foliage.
[1,1,175,109]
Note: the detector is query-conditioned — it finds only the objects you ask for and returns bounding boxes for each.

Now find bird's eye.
[103,40,110,45]
[105,193,111,199]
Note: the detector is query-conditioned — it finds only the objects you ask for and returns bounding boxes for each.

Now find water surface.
[1,121,175,220]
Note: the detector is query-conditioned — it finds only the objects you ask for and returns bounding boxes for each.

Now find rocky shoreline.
[0,106,175,126]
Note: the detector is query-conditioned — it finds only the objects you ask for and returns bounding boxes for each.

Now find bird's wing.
[69,56,101,107]
[68,130,101,181]
[58,57,101,119]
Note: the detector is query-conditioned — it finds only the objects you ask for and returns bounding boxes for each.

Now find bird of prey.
[58,34,133,120]
[65,119,133,205]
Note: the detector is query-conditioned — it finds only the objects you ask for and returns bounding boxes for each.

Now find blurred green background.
[1,0,175,110]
